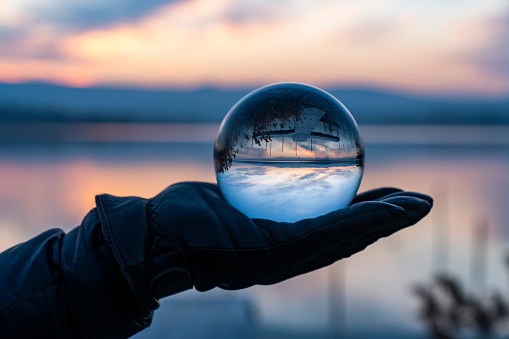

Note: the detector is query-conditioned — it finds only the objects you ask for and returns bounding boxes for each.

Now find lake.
[1,123,508,338]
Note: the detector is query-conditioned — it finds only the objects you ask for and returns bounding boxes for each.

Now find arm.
[0,208,153,338]
[0,182,432,338]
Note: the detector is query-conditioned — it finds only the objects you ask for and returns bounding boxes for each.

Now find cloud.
[222,0,315,26]
[1,0,183,32]
[63,1,182,30]
[341,17,399,45]
[0,0,183,60]
[0,28,64,60]
[470,12,509,77]
[295,171,323,182]
[1,0,509,94]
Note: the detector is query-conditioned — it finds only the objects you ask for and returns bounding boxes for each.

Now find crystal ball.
[214,83,364,222]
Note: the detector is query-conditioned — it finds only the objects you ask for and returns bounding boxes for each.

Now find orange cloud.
[1,0,508,95]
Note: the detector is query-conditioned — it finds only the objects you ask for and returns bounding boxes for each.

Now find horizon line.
[2,80,508,101]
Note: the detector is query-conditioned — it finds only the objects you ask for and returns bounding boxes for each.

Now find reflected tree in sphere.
[214,83,364,222]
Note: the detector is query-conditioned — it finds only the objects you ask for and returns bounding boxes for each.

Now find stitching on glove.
[148,198,180,250]
[95,195,148,314]
[146,199,161,251]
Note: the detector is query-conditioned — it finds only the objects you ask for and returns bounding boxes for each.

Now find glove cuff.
[96,194,192,317]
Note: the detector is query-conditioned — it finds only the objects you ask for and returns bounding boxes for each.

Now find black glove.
[96,182,432,316]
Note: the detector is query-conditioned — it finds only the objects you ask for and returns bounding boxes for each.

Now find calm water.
[217,161,362,222]
[1,124,509,338]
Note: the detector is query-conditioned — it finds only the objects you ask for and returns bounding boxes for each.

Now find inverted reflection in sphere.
[214,83,364,222]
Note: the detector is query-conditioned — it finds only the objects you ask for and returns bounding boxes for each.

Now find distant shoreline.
[1,82,508,125]
[235,159,361,166]
[0,123,508,146]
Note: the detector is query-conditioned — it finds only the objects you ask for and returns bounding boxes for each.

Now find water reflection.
[214,83,363,173]
[217,161,362,222]
[1,131,509,337]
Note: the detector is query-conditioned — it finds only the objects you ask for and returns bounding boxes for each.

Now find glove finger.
[216,197,430,288]
[250,201,405,268]
[349,196,432,248]
[377,195,433,223]
[297,196,432,275]
[289,200,406,245]
[245,201,405,286]
[376,191,433,206]
[351,187,403,204]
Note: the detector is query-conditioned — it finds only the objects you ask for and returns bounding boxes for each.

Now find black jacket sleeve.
[0,207,156,338]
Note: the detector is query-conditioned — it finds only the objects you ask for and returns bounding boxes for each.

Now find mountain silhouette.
[1,82,508,124]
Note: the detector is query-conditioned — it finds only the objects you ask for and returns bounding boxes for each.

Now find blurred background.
[1,0,509,337]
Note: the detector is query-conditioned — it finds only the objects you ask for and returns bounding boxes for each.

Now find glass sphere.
[214,83,364,222]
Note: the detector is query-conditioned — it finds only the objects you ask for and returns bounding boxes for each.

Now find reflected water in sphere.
[214,83,364,222]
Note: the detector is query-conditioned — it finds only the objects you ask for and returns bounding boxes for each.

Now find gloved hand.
[96,182,432,315]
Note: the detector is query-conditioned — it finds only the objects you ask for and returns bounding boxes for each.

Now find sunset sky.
[1,0,508,95]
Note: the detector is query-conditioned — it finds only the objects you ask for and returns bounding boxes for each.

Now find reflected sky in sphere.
[214,83,364,222]
[217,161,362,222]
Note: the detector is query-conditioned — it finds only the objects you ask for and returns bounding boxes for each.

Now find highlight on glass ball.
[214,83,364,222]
